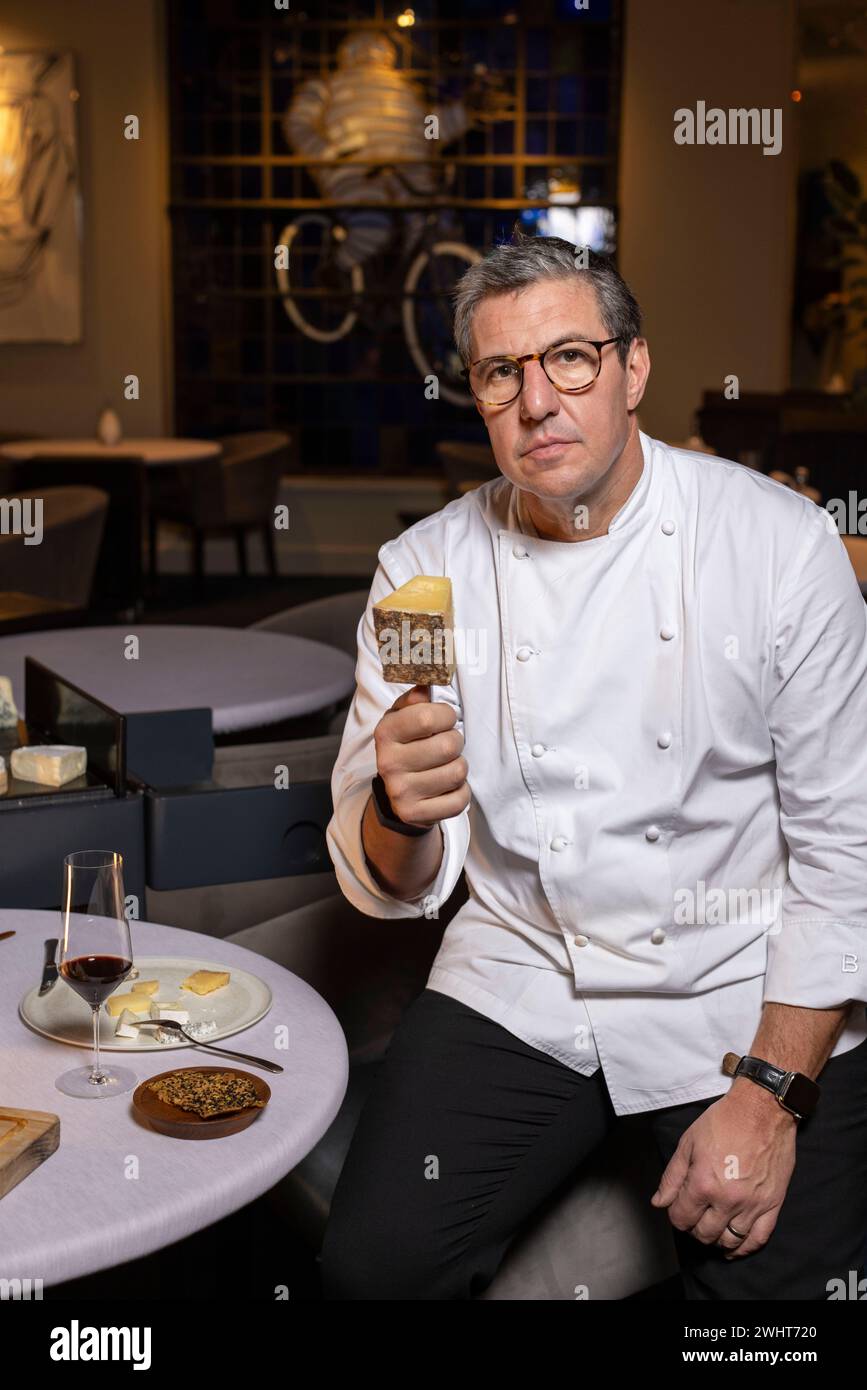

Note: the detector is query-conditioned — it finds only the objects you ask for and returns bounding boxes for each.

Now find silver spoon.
[130,1019,284,1074]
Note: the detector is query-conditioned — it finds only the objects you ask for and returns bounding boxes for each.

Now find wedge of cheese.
[10,744,87,788]
[130,980,159,996]
[114,1008,140,1039]
[105,991,154,1018]
[372,575,455,685]
[180,968,230,996]
[0,676,18,729]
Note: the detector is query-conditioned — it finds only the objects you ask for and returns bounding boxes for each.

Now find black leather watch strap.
[722,1051,820,1119]
[370,773,430,837]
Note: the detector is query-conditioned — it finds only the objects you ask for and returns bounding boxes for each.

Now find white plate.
[19,956,272,1052]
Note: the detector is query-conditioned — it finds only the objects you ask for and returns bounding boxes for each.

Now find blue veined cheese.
[10,744,87,787]
[0,676,18,729]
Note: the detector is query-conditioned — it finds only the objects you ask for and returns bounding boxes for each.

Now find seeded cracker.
[147,1071,264,1117]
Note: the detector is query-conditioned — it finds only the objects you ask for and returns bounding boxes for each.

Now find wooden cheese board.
[0,1106,60,1199]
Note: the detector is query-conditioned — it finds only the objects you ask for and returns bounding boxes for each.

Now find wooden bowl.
[133,1066,271,1140]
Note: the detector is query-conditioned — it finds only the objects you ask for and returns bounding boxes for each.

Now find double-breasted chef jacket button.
[657,731,673,749]
[661,519,676,535]
[650,927,667,944]
[531,743,546,757]
[512,544,529,559]
[516,645,534,662]
[645,824,661,842]
[573,933,589,947]
[550,836,569,852]
[659,625,676,641]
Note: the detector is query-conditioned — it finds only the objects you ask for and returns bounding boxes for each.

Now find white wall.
[618,0,798,442]
[0,0,170,438]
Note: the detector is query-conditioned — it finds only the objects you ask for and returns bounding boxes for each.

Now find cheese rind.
[372,575,455,685]
[0,677,18,729]
[114,1008,139,1039]
[10,744,87,788]
[180,969,230,996]
[150,1006,189,1026]
[105,991,153,1018]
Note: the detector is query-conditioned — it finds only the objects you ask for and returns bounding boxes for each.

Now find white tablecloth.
[0,910,348,1288]
[0,438,221,468]
[0,624,356,733]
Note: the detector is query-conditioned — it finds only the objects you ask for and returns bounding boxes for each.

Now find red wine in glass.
[56,850,138,1100]
[60,954,133,1008]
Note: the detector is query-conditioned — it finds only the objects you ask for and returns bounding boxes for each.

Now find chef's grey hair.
[453,227,643,371]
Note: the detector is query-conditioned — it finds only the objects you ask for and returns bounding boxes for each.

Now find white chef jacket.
[326,430,867,1116]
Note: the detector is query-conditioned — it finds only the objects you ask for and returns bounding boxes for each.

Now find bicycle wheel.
[402,241,481,407]
[276,215,363,343]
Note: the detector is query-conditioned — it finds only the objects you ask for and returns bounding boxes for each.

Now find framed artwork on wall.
[0,50,82,344]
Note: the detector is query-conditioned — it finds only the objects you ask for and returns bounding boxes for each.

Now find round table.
[0,438,221,469]
[0,909,348,1289]
[0,624,356,733]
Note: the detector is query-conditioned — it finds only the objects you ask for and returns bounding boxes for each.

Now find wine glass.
[55,850,138,1099]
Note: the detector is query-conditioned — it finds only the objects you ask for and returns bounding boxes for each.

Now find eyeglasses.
[462,337,623,406]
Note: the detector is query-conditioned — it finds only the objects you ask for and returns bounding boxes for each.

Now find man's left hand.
[649,1086,797,1258]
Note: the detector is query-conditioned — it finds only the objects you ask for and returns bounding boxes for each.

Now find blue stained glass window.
[527,77,550,113]
[494,167,513,199]
[526,30,550,68]
[526,121,548,155]
[555,122,579,155]
[556,77,578,114]
[493,124,514,155]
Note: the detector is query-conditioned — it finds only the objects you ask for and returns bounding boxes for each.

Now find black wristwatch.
[370,773,430,838]
[722,1052,820,1120]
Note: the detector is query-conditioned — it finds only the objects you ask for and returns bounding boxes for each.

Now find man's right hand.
[374,684,471,829]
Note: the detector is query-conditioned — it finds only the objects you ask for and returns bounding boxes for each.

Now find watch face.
[782,1072,819,1116]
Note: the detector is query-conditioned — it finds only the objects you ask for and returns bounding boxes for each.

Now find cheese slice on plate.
[180,969,230,995]
[130,980,159,996]
[114,1009,140,1039]
[10,745,87,788]
[105,991,153,1018]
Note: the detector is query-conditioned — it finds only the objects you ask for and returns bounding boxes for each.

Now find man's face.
[469,276,649,504]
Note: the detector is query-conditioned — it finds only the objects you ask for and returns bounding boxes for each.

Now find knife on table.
[39,938,59,994]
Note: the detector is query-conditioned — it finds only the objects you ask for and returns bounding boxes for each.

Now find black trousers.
[320,988,867,1300]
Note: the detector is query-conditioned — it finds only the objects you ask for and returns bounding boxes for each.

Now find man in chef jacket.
[322,229,867,1301]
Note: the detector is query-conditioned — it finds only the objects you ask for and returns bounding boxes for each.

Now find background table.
[0,909,348,1288]
[0,624,356,733]
[0,438,221,469]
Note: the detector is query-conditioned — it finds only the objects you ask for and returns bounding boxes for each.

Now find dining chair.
[773,430,866,506]
[9,456,146,616]
[0,484,108,608]
[148,430,291,579]
[251,588,368,659]
[435,439,500,502]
